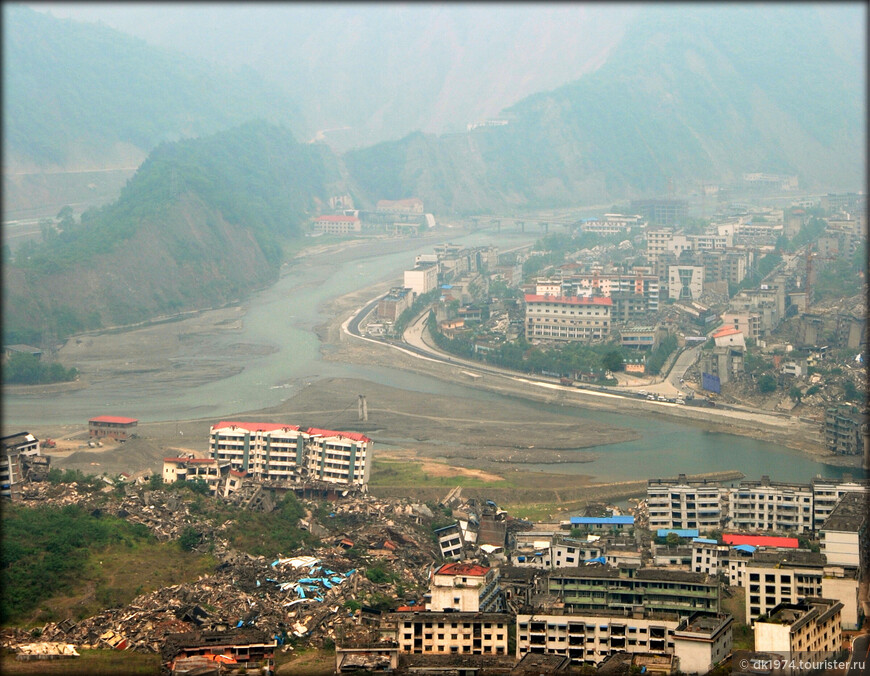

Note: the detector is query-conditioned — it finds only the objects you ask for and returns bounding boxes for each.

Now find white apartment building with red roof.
[209,421,371,487]
[313,214,361,235]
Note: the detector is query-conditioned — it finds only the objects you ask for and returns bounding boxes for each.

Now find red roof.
[397,605,427,612]
[435,562,491,577]
[723,534,799,548]
[315,215,359,222]
[713,326,742,338]
[89,416,138,424]
[212,421,300,433]
[524,294,612,306]
[163,457,216,464]
[229,469,247,478]
[306,428,371,443]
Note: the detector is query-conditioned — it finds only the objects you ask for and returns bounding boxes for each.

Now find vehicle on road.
[657,395,668,401]
[647,394,656,400]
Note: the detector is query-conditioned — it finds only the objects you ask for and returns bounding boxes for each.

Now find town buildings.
[209,422,371,487]
[647,475,724,532]
[743,550,827,623]
[403,263,438,297]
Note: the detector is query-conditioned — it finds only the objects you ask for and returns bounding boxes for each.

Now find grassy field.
[275,648,335,675]
[722,585,753,651]
[22,541,216,627]
[1,649,160,675]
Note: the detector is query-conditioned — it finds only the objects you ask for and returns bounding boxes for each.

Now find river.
[2,228,859,484]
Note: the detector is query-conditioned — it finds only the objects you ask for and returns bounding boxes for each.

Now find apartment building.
[631,199,688,227]
[403,262,438,296]
[720,311,762,341]
[385,611,510,656]
[313,214,361,235]
[209,422,371,487]
[434,524,464,561]
[743,550,827,623]
[1,432,43,500]
[516,609,732,672]
[727,477,814,533]
[754,598,842,656]
[524,294,612,343]
[548,566,719,615]
[377,287,413,321]
[511,533,602,570]
[647,476,724,532]
[824,405,864,456]
[427,563,502,613]
[811,478,870,530]
[691,539,757,586]
[819,492,867,568]
[668,266,705,301]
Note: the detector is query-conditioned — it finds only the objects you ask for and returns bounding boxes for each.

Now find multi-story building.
[668,266,705,301]
[427,563,502,613]
[1,432,44,500]
[524,294,612,343]
[565,272,660,320]
[377,287,413,321]
[819,492,867,568]
[824,405,864,456]
[88,415,138,440]
[313,214,361,235]
[403,262,438,297]
[434,524,464,561]
[209,422,371,487]
[631,199,688,227]
[754,598,842,656]
[517,609,731,670]
[811,478,870,530]
[743,550,827,623]
[385,611,510,656]
[672,613,734,675]
[580,213,646,235]
[720,311,762,341]
[647,476,724,532]
[547,566,719,615]
[726,476,814,534]
[376,198,424,215]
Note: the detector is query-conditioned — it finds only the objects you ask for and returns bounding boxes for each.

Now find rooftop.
[435,562,491,577]
[524,294,613,306]
[212,421,300,433]
[571,516,634,526]
[821,492,868,532]
[723,534,799,548]
[89,415,138,424]
[750,550,827,567]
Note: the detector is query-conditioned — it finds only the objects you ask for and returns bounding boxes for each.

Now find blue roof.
[731,544,757,553]
[441,284,453,289]
[657,528,700,538]
[693,537,718,544]
[571,516,634,525]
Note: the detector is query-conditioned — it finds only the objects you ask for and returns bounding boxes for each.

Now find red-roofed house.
[524,294,612,343]
[313,214,361,235]
[722,534,799,549]
[89,416,138,440]
[713,326,745,348]
[428,562,502,612]
[209,422,371,487]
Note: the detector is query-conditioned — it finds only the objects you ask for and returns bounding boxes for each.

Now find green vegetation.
[3,352,78,385]
[645,335,677,376]
[5,5,299,169]
[365,563,399,584]
[4,121,344,346]
[757,374,777,394]
[210,491,312,557]
[1,504,153,623]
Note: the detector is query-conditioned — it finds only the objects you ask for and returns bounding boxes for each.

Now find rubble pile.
[9,482,454,656]
[14,641,80,661]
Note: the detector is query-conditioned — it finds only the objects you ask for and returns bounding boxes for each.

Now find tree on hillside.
[603,351,624,372]
[758,374,777,393]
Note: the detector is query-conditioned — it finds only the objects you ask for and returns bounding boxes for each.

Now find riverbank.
[320,281,844,463]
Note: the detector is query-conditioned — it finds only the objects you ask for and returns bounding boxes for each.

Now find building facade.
[88,416,138,440]
[524,294,612,343]
[209,422,371,487]
[754,599,842,656]
[647,476,724,532]
[427,563,502,613]
[313,215,362,235]
[403,263,438,297]
[385,611,509,656]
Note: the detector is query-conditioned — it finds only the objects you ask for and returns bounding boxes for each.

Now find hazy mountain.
[3,122,350,344]
[25,4,634,150]
[3,5,301,172]
[345,4,866,213]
